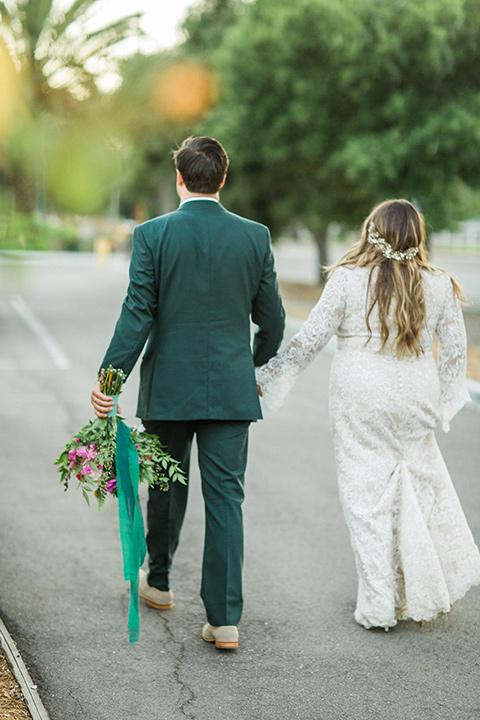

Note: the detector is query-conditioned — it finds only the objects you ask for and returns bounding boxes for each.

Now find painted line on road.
[10,295,71,370]
[0,615,51,720]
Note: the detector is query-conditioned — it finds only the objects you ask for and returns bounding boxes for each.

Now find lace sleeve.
[436,278,471,431]
[255,267,347,409]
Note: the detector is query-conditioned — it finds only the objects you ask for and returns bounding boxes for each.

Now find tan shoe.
[202,623,238,650]
[139,569,173,610]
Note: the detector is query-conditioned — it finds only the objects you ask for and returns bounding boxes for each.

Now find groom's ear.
[219,174,227,189]
[176,170,184,187]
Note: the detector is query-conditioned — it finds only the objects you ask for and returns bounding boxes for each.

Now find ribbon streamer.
[115,418,147,643]
[107,395,120,418]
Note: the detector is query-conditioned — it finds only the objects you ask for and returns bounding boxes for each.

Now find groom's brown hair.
[173,136,229,194]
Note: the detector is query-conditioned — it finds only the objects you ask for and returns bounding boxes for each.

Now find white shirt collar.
[180,197,219,206]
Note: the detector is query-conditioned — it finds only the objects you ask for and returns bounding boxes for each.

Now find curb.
[0,616,50,720]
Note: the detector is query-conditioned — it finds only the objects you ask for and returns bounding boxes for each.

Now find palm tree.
[0,0,142,106]
[0,0,143,211]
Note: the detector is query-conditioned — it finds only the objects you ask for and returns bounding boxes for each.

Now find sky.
[89,0,199,54]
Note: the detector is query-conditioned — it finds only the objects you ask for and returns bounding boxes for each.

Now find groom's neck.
[177,186,220,203]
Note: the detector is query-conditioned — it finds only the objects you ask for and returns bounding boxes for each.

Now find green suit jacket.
[100,199,285,421]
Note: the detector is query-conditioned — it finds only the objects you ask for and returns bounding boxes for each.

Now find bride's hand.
[257,383,263,397]
[90,381,119,418]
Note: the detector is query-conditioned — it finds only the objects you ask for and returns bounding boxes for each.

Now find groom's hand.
[90,381,120,418]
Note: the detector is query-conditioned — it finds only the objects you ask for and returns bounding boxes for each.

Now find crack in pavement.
[159,613,196,720]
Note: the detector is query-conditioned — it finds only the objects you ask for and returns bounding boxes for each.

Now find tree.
[106,0,246,221]
[106,51,217,219]
[0,0,141,104]
[181,0,250,56]
[0,0,142,212]
[98,1,250,220]
[206,0,480,281]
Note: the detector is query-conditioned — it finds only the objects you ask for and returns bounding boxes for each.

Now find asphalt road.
[1,251,480,720]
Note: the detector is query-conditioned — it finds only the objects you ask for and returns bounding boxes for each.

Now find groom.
[91,136,285,649]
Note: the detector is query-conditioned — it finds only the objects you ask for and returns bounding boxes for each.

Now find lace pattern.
[256,265,480,627]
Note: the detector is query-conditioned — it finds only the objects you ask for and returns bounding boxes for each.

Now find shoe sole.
[202,635,238,650]
[215,641,238,650]
[141,597,173,610]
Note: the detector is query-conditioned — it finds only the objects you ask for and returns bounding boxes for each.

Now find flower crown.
[367,223,419,262]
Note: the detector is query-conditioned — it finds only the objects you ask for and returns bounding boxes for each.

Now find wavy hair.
[330,199,465,357]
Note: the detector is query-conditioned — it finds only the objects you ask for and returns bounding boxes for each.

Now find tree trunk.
[313,227,329,285]
[8,169,35,213]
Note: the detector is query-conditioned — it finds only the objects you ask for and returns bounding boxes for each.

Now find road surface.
[1,251,479,720]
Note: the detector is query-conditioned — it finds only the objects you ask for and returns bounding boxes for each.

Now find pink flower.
[76,445,98,461]
[133,444,142,464]
[81,464,96,477]
[106,478,117,493]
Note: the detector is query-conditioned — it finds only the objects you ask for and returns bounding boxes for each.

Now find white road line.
[10,295,71,370]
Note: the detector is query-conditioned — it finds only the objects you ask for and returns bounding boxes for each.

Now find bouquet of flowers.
[55,366,186,509]
[55,366,186,643]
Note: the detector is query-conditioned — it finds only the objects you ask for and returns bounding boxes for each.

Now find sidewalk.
[273,238,480,309]
[0,619,49,720]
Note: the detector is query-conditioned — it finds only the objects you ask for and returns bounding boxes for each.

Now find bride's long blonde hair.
[331,199,465,358]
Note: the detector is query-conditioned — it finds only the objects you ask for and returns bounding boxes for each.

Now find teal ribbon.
[107,395,120,417]
[115,418,147,643]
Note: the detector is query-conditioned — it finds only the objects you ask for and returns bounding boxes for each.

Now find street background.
[2,1,480,717]
[1,247,480,720]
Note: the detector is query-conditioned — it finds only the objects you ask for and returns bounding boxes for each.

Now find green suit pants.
[143,419,250,627]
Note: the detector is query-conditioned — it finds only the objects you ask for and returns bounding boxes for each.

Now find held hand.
[90,380,122,418]
[257,384,263,397]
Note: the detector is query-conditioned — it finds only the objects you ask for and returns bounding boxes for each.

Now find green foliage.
[98,366,126,397]
[0,211,78,250]
[45,126,120,215]
[0,0,143,213]
[134,429,187,491]
[55,366,187,509]
[205,0,480,241]
[107,52,201,217]
[55,415,187,511]
[0,0,142,105]
[181,0,251,56]
[113,1,254,217]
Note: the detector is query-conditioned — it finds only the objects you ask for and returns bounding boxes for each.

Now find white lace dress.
[256,265,480,629]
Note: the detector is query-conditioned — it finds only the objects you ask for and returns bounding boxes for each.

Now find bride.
[256,199,480,630]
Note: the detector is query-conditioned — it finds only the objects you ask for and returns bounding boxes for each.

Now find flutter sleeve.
[255,266,347,410]
[435,277,471,431]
